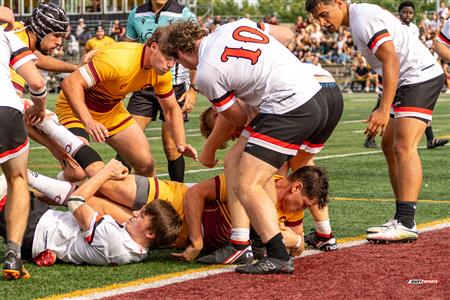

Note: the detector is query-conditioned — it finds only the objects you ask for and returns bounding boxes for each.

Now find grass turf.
[0,92,448,298]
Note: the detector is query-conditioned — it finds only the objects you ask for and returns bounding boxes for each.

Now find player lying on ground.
[0,160,181,266]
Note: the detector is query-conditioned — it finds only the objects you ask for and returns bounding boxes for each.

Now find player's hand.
[280,224,301,248]
[84,119,109,143]
[177,144,198,160]
[0,7,15,31]
[179,88,197,113]
[103,159,128,179]
[50,144,78,169]
[80,49,98,65]
[170,244,202,262]
[199,148,218,168]
[24,104,46,126]
[364,107,390,138]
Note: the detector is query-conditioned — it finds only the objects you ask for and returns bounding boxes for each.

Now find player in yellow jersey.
[85,26,115,52]
[57,32,197,177]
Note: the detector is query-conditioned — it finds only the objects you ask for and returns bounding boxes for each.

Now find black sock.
[168,156,185,182]
[229,239,250,250]
[396,201,416,229]
[115,153,132,173]
[265,233,290,261]
[394,202,400,220]
[425,126,434,143]
[6,240,21,258]
[250,227,265,249]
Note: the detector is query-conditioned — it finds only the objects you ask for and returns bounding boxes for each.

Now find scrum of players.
[0,0,449,279]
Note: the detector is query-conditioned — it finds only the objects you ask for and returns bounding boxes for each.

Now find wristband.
[189,83,198,92]
[67,195,85,212]
[30,86,47,98]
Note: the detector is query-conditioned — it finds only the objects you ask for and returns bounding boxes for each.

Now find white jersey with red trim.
[349,3,442,87]
[0,28,36,112]
[196,18,322,114]
[32,210,147,265]
[436,19,450,48]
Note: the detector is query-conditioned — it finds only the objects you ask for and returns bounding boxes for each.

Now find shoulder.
[166,1,186,14]
[135,3,150,14]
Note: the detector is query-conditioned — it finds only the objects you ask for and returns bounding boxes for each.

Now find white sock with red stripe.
[27,170,75,205]
[230,228,250,249]
[315,219,332,236]
[36,119,85,156]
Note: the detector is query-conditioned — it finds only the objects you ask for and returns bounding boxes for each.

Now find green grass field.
[1,92,449,299]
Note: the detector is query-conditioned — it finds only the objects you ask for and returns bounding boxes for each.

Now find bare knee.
[393,141,415,158]
[133,158,155,177]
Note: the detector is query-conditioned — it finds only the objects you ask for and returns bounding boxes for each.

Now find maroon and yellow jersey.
[145,177,188,220]
[60,42,174,113]
[214,173,304,227]
[85,35,115,51]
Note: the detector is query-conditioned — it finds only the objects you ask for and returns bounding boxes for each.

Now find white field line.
[62,222,450,300]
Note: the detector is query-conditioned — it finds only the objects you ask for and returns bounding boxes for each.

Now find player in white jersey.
[154,19,344,274]
[306,0,445,243]
[0,20,47,280]
[434,19,450,61]
[0,160,182,266]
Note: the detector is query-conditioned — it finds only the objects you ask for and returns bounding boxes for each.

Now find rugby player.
[0,23,47,279]
[56,34,197,177]
[0,160,182,266]
[121,0,198,182]
[153,20,343,274]
[306,0,444,243]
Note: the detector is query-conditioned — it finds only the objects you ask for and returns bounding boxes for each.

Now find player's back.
[197,18,321,114]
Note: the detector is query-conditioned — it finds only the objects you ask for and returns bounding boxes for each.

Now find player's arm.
[267,24,294,47]
[280,222,304,257]
[157,93,197,159]
[200,114,237,168]
[365,41,399,138]
[180,69,197,113]
[60,67,109,142]
[67,159,128,231]
[433,40,450,61]
[171,178,217,261]
[34,50,78,73]
[0,6,15,31]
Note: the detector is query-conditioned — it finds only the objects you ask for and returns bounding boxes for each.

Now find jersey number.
[220,26,269,65]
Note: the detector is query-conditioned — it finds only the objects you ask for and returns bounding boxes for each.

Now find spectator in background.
[110,20,126,41]
[85,25,115,52]
[294,16,306,33]
[429,13,441,34]
[76,18,86,37]
[438,1,449,20]
[77,26,92,48]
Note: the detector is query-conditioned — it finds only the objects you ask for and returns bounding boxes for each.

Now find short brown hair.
[148,20,207,58]
[288,166,329,209]
[143,200,182,247]
[305,0,335,13]
[199,107,228,149]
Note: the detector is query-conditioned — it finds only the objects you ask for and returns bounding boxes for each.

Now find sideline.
[40,219,450,300]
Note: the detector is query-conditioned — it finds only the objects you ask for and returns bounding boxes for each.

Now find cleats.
[304,231,338,251]
[427,138,449,149]
[367,222,418,243]
[196,243,253,265]
[252,246,267,260]
[3,251,30,280]
[364,138,378,149]
[366,219,398,234]
[235,256,294,275]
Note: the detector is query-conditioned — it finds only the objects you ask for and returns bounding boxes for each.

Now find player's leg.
[425,122,449,149]
[367,74,444,242]
[2,154,30,279]
[107,122,155,176]
[161,122,185,182]
[196,136,253,265]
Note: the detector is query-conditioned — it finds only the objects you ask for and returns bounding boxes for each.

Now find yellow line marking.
[38,265,226,300]
[332,197,450,204]
[38,218,450,300]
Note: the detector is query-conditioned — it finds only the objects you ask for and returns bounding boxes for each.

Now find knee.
[133,158,155,177]
[393,142,414,158]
